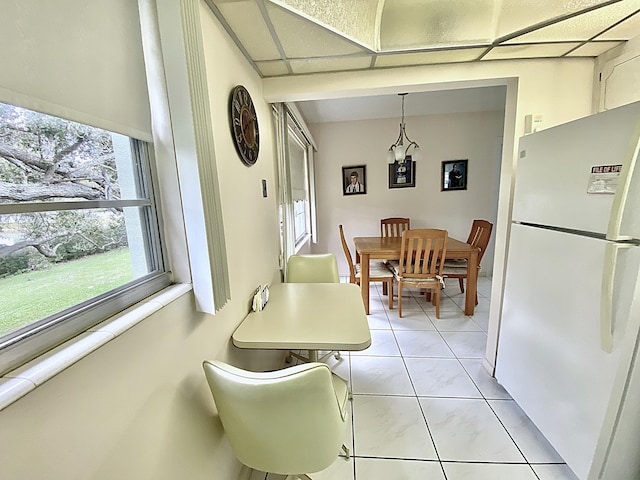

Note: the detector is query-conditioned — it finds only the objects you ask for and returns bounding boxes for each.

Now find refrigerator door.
[607,131,640,241]
[513,101,640,236]
[589,277,640,480]
[496,223,640,479]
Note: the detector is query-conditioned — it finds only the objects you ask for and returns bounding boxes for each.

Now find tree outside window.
[0,102,167,368]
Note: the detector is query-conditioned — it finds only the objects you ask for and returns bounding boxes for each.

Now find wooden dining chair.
[339,224,394,309]
[391,229,448,318]
[379,217,410,296]
[380,217,410,238]
[442,219,493,304]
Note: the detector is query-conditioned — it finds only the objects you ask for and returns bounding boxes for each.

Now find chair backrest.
[380,217,410,238]
[466,219,493,263]
[398,229,448,279]
[202,360,347,475]
[286,254,340,283]
[338,225,357,284]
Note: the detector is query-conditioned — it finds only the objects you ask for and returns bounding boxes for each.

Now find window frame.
[0,133,170,376]
[288,127,312,249]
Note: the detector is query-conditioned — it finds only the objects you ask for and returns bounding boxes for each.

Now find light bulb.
[386,149,395,163]
[394,146,405,161]
[412,147,422,162]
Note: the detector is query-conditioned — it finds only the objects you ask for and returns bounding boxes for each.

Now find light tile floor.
[250,278,579,480]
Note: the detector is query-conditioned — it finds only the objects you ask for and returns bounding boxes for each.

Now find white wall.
[309,110,504,278]
[0,2,282,479]
[593,34,640,111]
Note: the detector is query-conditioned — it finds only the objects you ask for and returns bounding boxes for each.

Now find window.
[0,102,169,374]
[288,129,311,246]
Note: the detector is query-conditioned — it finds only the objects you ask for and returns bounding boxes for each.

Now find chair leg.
[458,278,464,293]
[382,282,388,296]
[341,444,351,459]
[435,288,441,319]
[387,279,393,309]
[398,283,403,317]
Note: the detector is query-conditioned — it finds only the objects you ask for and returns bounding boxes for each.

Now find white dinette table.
[232,283,371,360]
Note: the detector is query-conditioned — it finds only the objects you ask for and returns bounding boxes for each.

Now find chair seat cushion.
[443,258,467,267]
[442,265,468,274]
[355,261,394,279]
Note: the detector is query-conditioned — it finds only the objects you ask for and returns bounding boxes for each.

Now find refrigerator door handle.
[607,134,640,241]
[601,243,633,352]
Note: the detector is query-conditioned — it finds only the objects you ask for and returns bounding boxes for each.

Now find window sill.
[0,283,193,412]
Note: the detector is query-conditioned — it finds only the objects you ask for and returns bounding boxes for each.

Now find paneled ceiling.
[206,0,640,78]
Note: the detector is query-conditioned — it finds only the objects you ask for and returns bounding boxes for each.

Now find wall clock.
[229,85,260,166]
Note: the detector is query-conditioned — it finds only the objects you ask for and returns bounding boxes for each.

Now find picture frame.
[342,165,367,195]
[441,159,468,191]
[388,157,416,189]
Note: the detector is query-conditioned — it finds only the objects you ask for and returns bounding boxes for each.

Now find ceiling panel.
[504,1,640,43]
[483,43,583,60]
[272,0,379,49]
[289,56,372,75]
[598,6,640,39]
[266,3,367,58]
[215,1,281,61]
[375,48,485,67]
[255,60,290,77]
[494,0,617,39]
[566,41,625,56]
[483,42,580,60]
[379,0,497,50]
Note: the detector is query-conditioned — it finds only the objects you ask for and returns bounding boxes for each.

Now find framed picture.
[388,157,416,189]
[441,159,468,191]
[342,165,366,195]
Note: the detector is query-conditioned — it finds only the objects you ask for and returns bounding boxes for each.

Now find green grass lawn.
[0,249,133,337]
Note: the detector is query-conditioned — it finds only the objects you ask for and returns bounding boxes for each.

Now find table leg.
[465,247,478,315]
[309,350,318,362]
[360,253,370,314]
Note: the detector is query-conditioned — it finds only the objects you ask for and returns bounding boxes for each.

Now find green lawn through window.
[0,248,133,337]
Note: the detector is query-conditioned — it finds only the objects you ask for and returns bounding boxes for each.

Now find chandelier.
[386,93,422,164]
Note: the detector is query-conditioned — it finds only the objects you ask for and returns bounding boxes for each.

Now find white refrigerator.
[496,101,640,480]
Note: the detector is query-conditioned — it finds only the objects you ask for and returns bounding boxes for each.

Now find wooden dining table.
[353,236,479,315]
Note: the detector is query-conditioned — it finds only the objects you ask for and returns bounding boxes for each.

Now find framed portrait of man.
[342,165,366,195]
[441,159,468,191]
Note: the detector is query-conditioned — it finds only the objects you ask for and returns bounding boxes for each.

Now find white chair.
[286,253,340,283]
[286,253,340,364]
[202,360,350,479]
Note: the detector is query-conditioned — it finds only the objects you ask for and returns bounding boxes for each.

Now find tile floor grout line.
[326,277,574,480]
